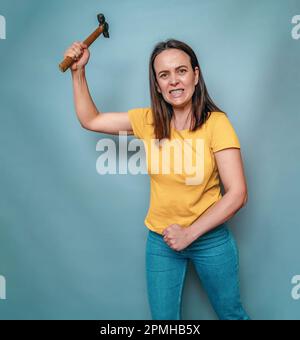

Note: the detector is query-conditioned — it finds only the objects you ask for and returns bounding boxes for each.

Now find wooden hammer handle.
[59,25,105,73]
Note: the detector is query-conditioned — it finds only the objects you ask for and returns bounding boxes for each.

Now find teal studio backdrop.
[0,0,300,320]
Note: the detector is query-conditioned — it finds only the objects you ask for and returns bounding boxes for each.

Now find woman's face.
[154,48,199,109]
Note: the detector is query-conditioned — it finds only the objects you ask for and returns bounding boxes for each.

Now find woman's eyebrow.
[158,65,188,75]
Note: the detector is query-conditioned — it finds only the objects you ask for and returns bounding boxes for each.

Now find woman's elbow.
[238,189,248,208]
[242,191,248,207]
[231,189,248,209]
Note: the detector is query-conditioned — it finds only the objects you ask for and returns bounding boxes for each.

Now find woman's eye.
[160,74,167,78]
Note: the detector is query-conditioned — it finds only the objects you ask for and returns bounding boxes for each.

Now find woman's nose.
[169,75,179,85]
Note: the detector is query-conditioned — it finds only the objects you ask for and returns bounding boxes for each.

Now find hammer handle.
[59,25,105,73]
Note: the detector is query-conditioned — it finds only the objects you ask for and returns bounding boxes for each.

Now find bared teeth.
[170,89,184,93]
[170,89,184,98]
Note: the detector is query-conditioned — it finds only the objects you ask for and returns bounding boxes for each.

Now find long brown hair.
[149,39,224,140]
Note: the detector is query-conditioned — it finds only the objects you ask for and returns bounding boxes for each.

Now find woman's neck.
[172,104,192,130]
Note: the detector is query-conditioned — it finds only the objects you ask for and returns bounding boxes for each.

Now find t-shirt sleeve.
[210,112,241,152]
[127,107,147,139]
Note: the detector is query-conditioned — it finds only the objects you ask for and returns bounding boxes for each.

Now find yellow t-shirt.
[127,107,240,235]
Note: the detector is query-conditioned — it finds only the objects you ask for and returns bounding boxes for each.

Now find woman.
[64,39,250,320]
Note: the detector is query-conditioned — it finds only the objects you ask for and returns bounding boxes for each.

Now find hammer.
[59,13,109,72]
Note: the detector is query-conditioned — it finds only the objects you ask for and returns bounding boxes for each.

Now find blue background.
[0,0,300,319]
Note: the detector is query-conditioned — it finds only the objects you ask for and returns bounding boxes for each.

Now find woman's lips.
[169,89,184,98]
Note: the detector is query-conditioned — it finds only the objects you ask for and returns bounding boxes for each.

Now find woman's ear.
[156,82,162,93]
[194,67,199,85]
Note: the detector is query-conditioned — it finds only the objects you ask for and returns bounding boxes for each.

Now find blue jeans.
[145,223,250,320]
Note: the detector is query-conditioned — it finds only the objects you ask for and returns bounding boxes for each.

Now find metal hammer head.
[97,13,109,38]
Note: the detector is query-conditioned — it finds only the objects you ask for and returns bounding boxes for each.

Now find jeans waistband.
[149,222,228,241]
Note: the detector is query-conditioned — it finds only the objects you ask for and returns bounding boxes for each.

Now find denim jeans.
[145,223,250,320]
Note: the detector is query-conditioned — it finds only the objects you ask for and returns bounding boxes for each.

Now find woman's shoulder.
[207,111,227,120]
[205,111,228,127]
[128,106,153,124]
[142,107,154,125]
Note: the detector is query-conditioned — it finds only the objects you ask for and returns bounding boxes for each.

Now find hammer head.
[97,13,109,38]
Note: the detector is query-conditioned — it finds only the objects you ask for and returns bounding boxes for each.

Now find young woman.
[64,39,250,320]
